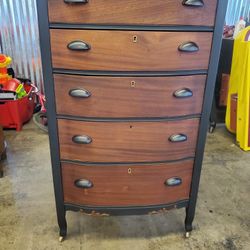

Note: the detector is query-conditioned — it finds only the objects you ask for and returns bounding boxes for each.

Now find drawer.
[50,30,213,71]
[58,119,199,163]
[55,74,206,118]
[62,159,194,206]
[48,0,217,27]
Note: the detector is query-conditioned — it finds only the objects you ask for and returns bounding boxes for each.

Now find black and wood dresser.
[37,0,228,241]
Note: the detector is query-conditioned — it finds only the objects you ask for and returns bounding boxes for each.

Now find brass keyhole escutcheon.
[128,168,132,174]
[131,81,136,88]
[133,35,138,43]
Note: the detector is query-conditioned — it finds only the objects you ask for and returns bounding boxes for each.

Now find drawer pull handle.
[169,134,187,143]
[174,88,193,98]
[64,0,88,4]
[69,89,91,98]
[67,40,91,51]
[165,177,182,187]
[72,135,92,144]
[183,0,204,7]
[74,179,93,189]
[178,42,199,52]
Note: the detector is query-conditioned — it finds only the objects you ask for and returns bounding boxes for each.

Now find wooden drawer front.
[48,0,217,27]
[50,30,213,71]
[55,74,206,118]
[58,119,199,163]
[62,160,193,206]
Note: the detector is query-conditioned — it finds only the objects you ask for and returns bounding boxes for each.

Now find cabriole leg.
[184,207,194,238]
[58,211,67,242]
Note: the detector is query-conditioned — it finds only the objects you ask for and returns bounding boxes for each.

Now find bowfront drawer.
[62,160,194,206]
[50,30,213,71]
[55,74,206,118]
[58,119,199,163]
[48,0,217,27]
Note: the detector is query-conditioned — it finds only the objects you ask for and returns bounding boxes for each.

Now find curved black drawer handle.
[183,0,204,7]
[67,40,91,51]
[174,88,193,98]
[72,135,92,144]
[169,134,187,143]
[165,177,182,187]
[74,179,93,189]
[69,88,91,98]
[64,0,88,4]
[178,42,199,52]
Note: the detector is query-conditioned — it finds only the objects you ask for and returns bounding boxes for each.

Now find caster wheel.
[185,232,191,238]
[209,127,213,133]
[209,126,215,133]
[59,236,64,242]
[209,121,216,133]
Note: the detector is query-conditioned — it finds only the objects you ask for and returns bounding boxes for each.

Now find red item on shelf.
[0,84,35,131]
[2,78,20,92]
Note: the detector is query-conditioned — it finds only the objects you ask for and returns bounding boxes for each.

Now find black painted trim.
[56,114,201,122]
[36,0,67,236]
[50,23,214,32]
[61,156,195,166]
[185,0,228,232]
[53,69,208,77]
[64,200,189,216]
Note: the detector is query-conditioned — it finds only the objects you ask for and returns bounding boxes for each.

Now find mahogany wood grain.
[50,30,213,71]
[48,0,217,27]
[58,119,199,163]
[54,74,206,118]
[62,159,194,206]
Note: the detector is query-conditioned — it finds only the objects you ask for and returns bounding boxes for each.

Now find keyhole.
[131,81,136,88]
[128,168,132,174]
[133,35,138,43]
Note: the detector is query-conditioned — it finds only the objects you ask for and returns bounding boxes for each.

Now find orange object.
[3,78,21,92]
[219,74,230,107]
[0,54,12,85]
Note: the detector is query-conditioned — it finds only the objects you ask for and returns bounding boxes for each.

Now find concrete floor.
[0,122,250,250]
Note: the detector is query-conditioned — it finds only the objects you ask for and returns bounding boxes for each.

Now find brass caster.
[59,236,64,242]
[185,232,191,238]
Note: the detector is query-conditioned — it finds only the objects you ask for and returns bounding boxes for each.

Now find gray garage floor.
[0,122,250,250]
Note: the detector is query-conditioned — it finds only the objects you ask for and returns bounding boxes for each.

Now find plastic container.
[0,84,35,131]
[226,27,250,151]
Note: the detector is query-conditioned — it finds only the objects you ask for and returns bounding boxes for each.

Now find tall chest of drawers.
[37,0,228,240]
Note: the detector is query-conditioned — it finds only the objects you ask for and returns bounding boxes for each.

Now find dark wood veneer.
[58,119,199,163]
[50,30,213,71]
[54,74,206,118]
[62,159,194,206]
[48,0,217,27]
